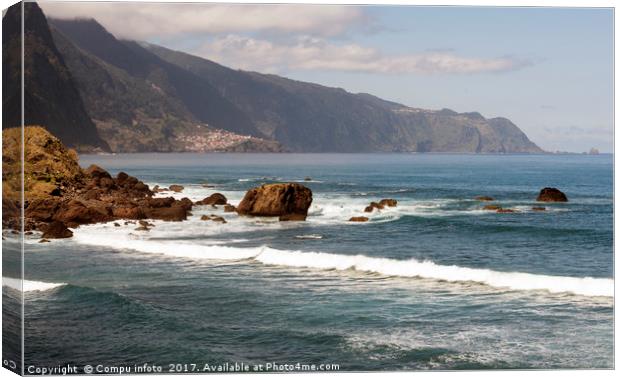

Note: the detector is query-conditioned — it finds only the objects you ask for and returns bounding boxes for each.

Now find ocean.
[2,153,614,371]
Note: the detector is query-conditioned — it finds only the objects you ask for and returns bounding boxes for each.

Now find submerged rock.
[237,183,312,220]
[536,188,568,202]
[169,184,184,193]
[475,196,494,201]
[349,216,369,222]
[41,221,73,239]
[532,206,546,212]
[496,208,517,213]
[483,205,502,211]
[223,204,237,212]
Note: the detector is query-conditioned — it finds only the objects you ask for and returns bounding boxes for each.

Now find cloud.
[39,2,366,40]
[194,35,531,75]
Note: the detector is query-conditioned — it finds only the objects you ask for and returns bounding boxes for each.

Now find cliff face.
[48,18,281,152]
[2,2,109,152]
[8,3,542,154]
[147,45,543,153]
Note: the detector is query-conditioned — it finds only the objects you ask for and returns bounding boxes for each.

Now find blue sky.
[42,3,613,152]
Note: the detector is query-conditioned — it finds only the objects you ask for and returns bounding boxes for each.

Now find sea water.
[2,153,613,370]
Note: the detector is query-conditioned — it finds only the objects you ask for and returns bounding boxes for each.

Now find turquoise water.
[3,153,614,371]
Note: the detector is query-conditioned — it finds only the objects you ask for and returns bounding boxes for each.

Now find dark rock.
[116,172,129,185]
[349,216,369,222]
[475,196,494,201]
[379,198,398,207]
[39,239,51,243]
[237,183,312,220]
[497,208,517,213]
[112,206,145,219]
[279,213,307,221]
[223,204,237,212]
[50,187,62,196]
[53,199,112,225]
[25,198,61,222]
[84,164,111,179]
[200,214,227,223]
[175,197,193,211]
[532,207,546,211]
[143,206,187,221]
[169,184,184,193]
[41,221,73,238]
[196,193,227,205]
[536,188,568,202]
[146,197,176,208]
[133,182,149,192]
[483,205,502,211]
[113,222,120,227]
[304,177,312,181]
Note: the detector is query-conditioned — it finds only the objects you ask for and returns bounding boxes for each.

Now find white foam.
[69,223,613,298]
[2,277,65,292]
[253,249,614,297]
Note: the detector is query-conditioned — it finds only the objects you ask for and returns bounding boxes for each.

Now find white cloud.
[39,2,366,39]
[195,35,530,75]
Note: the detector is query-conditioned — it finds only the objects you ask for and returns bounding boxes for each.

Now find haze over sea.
[3,153,613,369]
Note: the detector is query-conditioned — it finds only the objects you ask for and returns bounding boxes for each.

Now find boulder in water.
[237,183,312,220]
[41,221,73,239]
[536,188,568,202]
[196,193,227,205]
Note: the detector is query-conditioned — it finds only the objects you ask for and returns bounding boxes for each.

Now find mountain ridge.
[6,3,543,154]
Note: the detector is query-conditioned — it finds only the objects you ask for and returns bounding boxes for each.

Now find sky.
[40,2,614,153]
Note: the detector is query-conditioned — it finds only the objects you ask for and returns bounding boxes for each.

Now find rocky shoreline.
[2,127,569,241]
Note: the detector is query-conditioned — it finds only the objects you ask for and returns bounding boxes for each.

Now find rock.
[39,239,51,243]
[84,164,111,179]
[196,193,227,205]
[497,208,517,213]
[223,204,236,212]
[304,177,312,181]
[237,183,312,220]
[113,222,120,227]
[112,206,145,219]
[82,189,101,200]
[175,197,193,211]
[116,172,129,185]
[475,196,494,201]
[41,221,73,238]
[279,213,307,221]
[211,216,227,224]
[349,216,369,222]
[143,206,187,221]
[53,199,112,224]
[146,197,176,208]
[200,215,227,223]
[169,184,184,193]
[483,205,502,211]
[25,198,61,222]
[379,198,398,207]
[99,177,115,189]
[133,182,149,192]
[25,231,33,235]
[364,201,385,212]
[536,188,568,202]
[532,206,546,212]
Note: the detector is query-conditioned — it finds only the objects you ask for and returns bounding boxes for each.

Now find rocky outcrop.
[4,127,194,237]
[236,183,312,221]
[536,188,568,202]
[196,193,227,206]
